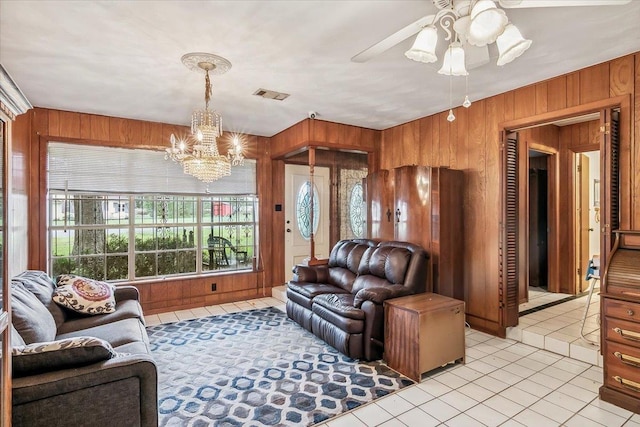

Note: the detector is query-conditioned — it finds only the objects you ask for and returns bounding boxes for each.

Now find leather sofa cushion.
[357,246,411,284]
[327,267,357,292]
[287,282,347,300]
[312,294,365,321]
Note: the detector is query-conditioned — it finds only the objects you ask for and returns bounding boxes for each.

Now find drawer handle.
[629,309,636,316]
[614,351,640,368]
[613,376,640,393]
[613,327,640,342]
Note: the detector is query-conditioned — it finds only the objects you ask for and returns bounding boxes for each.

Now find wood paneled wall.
[270,118,379,159]
[379,53,638,335]
[18,108,275,312]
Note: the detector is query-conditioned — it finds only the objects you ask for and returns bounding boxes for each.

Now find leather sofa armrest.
[292,264,330,283]
[114,285,140,303]
[353,285,411,308]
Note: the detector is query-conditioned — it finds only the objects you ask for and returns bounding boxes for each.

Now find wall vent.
[253,88,290,101]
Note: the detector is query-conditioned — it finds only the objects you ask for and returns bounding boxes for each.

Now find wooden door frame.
[499,94,630,329]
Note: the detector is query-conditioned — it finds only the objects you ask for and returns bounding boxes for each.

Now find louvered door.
[500,132,519,328]
[601,109,620,274]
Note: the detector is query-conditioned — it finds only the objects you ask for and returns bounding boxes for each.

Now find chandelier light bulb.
[468,0,508,46]
[496,23,532,66]
[438,42,468,76]
[447,109,456,122]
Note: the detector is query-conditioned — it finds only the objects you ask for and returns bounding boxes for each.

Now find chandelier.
[405,0,531,121]
[166,53,244,183]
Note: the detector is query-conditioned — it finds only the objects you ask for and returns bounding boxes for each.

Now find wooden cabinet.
[384,293,465,382]
[367,165,464,299]
[600,230,640,413]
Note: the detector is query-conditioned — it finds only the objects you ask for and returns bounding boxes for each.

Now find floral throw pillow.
[53,275,116,315]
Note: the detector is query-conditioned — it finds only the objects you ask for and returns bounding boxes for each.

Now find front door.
[284,164,330,281]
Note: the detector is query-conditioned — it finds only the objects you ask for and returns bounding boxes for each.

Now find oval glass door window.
[349,182,364,237]
[296,181,319,240]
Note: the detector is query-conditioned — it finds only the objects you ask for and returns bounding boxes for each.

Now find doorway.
[574,150,600,293]
[283,164,330,279]
[528,150,549,290]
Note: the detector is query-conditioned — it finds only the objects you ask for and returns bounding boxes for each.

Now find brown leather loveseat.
[286,239,429,361]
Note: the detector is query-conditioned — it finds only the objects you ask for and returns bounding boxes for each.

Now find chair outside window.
[207,235,248,269]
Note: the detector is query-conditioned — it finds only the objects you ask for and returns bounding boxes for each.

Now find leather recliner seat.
[286,239,429,361]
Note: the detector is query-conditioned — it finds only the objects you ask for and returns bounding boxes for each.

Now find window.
[48,143,258,282]
[349,182,365,237]
[295,181,319,240]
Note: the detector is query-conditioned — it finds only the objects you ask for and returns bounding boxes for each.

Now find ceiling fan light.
[404,25,438,63]
[468,0,508,46]
[496,23,532,66]
[438,42,468,76]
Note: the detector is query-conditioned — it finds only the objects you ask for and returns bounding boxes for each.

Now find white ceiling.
[1,1,639,137]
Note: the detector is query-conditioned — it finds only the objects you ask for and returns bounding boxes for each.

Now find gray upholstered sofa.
[10,270,157,427]
[286,239,429,361]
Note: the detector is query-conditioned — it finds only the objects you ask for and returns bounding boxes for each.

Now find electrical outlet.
[211,283,217,292]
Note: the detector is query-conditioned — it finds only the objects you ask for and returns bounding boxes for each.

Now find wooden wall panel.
[580,62,610,104]
[90,115,110,140]
[270,118,378,159]
[466,99,486,319]
[566,72,581,107]
[402,122,420,162]
[514,85,536,119]
[546,76,567,112]
[535,82,548,115]
[438,112,450,167]
[484,94,504,324]
[419,116,433,166]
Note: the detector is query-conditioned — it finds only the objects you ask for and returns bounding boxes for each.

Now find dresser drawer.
[605,316,640,348]
[604,299,640,322]
[607,285,640,300]
[606,342,640,398]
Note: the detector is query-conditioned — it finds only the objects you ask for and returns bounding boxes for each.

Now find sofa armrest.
[292,263,330,283]
[114,285,140,303]
[12,354,158,427]
[353,285,411,308]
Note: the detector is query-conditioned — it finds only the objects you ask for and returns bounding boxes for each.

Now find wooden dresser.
[600,230,640,412]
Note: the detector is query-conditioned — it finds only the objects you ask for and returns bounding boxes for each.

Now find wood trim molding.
[501,95,630,131]
[0,65,31,119]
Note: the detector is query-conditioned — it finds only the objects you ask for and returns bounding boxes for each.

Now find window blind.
[48,142,256,194]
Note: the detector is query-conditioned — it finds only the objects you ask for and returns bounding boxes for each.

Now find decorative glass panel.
[349,183,365,237]
[296,181,319,240]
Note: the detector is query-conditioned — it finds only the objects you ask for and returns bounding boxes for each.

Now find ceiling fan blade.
[351,15,435,63]
[499,0,630,8]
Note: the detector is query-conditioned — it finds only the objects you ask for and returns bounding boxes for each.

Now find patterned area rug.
[147,307,413,426]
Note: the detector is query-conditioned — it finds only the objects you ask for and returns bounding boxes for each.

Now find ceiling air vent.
[253,88,290,101]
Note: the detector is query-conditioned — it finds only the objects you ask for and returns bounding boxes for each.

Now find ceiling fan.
[351,0,632,69]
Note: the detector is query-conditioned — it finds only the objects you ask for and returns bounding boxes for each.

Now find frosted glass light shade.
[496,24,532,66]
[468,0,508,46]
[405,25,438,63]
[438,42,468,76]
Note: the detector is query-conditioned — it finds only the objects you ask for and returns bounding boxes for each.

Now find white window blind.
[48,142,256,194]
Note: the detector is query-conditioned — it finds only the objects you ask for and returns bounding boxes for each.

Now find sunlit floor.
[144,286,632,427]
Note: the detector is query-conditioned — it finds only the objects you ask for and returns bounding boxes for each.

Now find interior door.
[600,109,620,275]
[284,164,330,280]
[575,153,590,293]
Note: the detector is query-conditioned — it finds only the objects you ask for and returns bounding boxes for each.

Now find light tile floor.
[147,288,631,426]
[508,284,602,367]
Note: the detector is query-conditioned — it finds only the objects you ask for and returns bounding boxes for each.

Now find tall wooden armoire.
[366,165,464,300]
